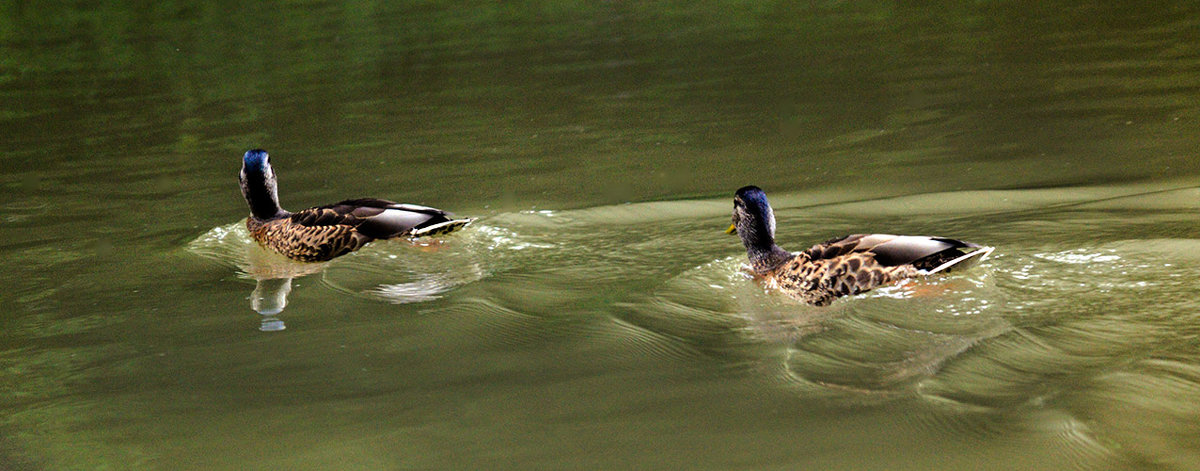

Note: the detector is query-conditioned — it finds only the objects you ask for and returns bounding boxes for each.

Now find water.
[3,1,1200,469]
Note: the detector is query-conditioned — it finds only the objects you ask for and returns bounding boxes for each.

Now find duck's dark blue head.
[730,185,777,250]
[734,186,770,212]
[243,149,270,173]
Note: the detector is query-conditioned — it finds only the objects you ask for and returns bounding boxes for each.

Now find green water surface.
[3,2,1200,470]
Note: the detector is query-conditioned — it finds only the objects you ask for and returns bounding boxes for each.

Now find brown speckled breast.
[247,217,368,262]
[767,252,918,306]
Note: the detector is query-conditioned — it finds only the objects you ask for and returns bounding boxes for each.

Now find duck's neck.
[240,170,287,220]
[739,222,794,274]
[747,244,794,274]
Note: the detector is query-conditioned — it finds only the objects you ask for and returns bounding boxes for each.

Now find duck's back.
[293,199,455,239]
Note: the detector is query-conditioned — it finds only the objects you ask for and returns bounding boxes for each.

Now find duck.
[239,149,474,262]
[726,186,993,306]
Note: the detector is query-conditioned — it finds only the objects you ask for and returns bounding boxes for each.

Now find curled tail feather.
[410,218,475,237]
[918,246,995,275]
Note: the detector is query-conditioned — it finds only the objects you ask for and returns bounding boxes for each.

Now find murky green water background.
[4,2,1200,469]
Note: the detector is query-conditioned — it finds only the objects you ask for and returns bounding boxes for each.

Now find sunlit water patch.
[913,236,1200,467]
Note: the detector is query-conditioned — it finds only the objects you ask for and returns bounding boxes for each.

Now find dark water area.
[3,1,1200,470]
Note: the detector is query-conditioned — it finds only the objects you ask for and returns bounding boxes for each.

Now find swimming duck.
[239,149,474,262]
[727,186,993,306]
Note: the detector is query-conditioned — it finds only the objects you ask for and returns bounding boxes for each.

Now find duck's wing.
[807,234,992,273]
[291,198,470,239]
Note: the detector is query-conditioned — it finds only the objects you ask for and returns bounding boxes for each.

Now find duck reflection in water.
[236,242,329,332]
[226,235,481,331]
[250,277,292,331]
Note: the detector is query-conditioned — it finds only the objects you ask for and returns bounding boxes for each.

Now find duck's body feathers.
[250,200,473,263]
[764,248,918,306]
[247,215,367,262]
[239,150,473,262]
[767,233,991,305]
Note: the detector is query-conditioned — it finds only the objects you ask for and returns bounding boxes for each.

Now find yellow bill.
[725,224,736,234]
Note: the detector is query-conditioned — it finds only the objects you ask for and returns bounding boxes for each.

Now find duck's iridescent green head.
[729,185,777,249]
[243,149,270,173]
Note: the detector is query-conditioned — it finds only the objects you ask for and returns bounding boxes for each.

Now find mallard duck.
[727,186,993,306]
[239,149,474,262]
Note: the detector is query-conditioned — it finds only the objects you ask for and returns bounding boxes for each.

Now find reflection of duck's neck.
[251,277,293,331]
